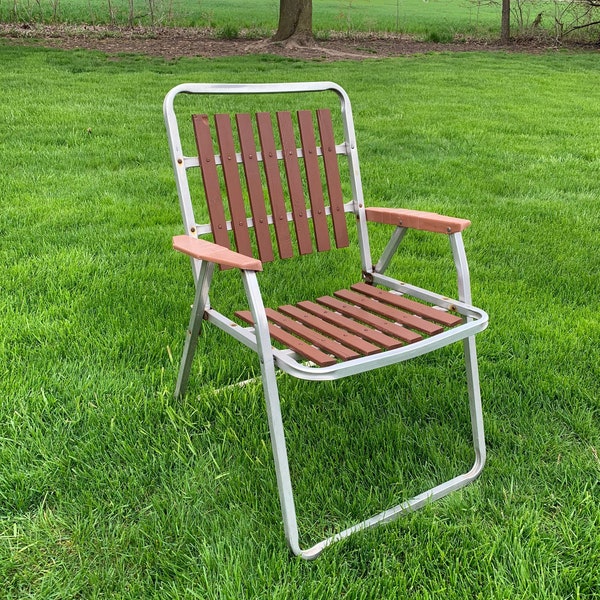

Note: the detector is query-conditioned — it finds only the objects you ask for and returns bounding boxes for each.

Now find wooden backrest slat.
[192,108,349,264]
[297,110,331,252]
[276,111,314,256]
[192,114,230,249]
[256,112,294,259]
[214,114,253,258]
[236,113,275,263]
[316,109,349,249]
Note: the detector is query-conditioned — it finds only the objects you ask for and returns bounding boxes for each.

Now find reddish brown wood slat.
[256,112,294,259]
[316,108,349,249]
[235,310,336,367]
[173,235,262,271]
[334,289,444,335]
[297,110,331,252]
[297,301,404,350]
[265,309,359,361]
[192,114,230,250]
[365,207,471,234]
[278,304,380,355]
[351,283,463,327]
[236,113,274,263]
[214,114,253,258]
[277,111,313,255]
[317,295,422,343]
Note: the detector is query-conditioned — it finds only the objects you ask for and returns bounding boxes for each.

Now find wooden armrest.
[365,207,471,234]
[173,235,263,271]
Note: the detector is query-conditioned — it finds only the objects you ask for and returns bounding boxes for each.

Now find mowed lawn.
[1,43,599,598]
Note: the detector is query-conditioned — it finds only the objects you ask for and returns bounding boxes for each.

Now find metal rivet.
[177,158,183,165]
[190,227,196,233]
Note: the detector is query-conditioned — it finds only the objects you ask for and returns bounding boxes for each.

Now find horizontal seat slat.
[265,309,360,361]
[278,304,380,355]
[316,296,422,344]
[297,301,404,350]
[334,289,444,336]
[351,283,462,327]
[235,310,337,367]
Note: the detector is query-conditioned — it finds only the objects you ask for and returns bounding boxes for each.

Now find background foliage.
[1,0,599,40]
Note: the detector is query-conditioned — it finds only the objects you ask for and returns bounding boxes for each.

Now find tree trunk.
[272,0,313,43]
[501,0,511,43]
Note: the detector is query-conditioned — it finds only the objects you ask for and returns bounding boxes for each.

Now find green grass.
[0,0,501,37]
[1,43,600,598]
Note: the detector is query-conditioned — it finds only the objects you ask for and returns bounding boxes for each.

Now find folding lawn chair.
[163,82,488,559]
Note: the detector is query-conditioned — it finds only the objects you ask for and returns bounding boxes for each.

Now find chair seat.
[235,282,464,368]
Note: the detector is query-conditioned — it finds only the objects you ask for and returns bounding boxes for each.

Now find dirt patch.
[0,22,579,61]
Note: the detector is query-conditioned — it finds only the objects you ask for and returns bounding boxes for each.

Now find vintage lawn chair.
[163,82,488,559]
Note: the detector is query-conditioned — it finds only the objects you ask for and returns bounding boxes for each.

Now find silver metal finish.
[165,82,488,559]
[241,270,302,556]
[174,260,214,398]
[374,226,407,275]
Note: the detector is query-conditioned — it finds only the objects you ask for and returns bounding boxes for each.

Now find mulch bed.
[1,23,583,61]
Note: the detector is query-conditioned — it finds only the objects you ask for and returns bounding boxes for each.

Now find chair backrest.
[164,83,370,273]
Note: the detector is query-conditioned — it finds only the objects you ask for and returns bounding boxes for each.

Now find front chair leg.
[175,260,215,398]
[241,270,302,556]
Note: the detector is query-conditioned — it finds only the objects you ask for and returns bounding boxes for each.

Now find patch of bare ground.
[0,23,596,60]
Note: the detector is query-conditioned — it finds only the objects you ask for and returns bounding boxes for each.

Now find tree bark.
[272,0,313,43]
[501,0,510,43]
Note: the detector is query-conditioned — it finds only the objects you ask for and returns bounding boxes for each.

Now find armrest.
[173,235,263,271]
[365,207,470,234]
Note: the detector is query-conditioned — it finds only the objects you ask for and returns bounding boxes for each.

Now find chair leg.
[259,356,303,556]
[241,270,485,560]
[241,271,302,555]
[175,260,215,398]
[256,344,486,560]
[464,335,486,476]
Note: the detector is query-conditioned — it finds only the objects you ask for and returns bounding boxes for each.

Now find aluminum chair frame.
[163,82,488,559]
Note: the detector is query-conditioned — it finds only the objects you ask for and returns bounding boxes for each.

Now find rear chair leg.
[450,232,486,474]
[464,335,486,475]
[175,260,215,398]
